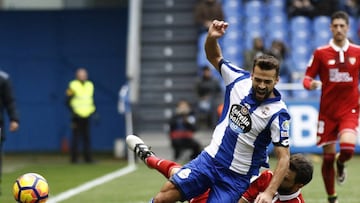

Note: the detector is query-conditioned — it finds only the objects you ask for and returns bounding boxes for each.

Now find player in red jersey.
[239,153,313,203]
[302,11,360,203]
[126,135,313,203]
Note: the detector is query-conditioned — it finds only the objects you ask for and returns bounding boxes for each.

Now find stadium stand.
[134,0,198,132]
[134,0,360,133]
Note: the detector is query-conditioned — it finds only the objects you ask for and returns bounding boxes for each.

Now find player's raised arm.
[205,20,228,71]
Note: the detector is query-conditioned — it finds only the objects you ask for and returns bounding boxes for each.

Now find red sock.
[338,143,355,163]
[146,156,181,178]
[322,153,335,196]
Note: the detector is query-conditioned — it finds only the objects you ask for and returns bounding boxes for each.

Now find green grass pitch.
[1,153,359,203]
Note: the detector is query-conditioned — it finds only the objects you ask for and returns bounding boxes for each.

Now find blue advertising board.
[285,99,360,153]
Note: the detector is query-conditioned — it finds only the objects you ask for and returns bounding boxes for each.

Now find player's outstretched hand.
[310,80,322,90]
[254,192,272,203]
[208,20,229,39]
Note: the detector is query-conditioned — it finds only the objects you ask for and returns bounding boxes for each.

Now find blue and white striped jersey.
[204,59,290,176]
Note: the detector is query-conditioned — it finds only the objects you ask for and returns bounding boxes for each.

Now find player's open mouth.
[256,90,266,95]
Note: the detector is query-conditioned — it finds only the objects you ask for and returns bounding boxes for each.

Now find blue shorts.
[170,151,251,203]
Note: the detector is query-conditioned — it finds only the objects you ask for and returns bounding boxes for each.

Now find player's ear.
[274,76,280,85]
[295,183,304,189]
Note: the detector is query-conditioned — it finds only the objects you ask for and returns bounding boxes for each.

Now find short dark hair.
[289,153,314,186]
[331,11,349,25]
[252,54,280,77]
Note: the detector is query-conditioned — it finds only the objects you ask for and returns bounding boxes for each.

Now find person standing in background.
[193,0,224,71]
[0,69,19,194]
[194,0,224,34]
[302,11,360,203]
[66,68,95,164]
[195,66,222,129]
[168,100,201,162]
[243,37,266,72]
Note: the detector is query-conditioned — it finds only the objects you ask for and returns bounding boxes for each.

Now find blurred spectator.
[287,0,315,18]
[195,66,222,129]
[266,40,291,82]
[0,69,19,194]
[193,0,224,71]
[193,0,224,34]
[168,100,201,162]
[339,0,360,17]
[66,68,96,164]
[243,37,266,71]
[266,39,292,97]
[312,0,338,16]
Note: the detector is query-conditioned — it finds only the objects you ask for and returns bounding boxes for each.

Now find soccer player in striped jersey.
[145,20,291,203]
[303,11,360,203]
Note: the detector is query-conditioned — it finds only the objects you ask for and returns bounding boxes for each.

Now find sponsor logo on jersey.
[281,139,289,146]
[329,68,353,82]
[281,120,290,131]
[229,104,252,133]
[281,131,289,138]
[328,59,336,65]
[177,168,191,179]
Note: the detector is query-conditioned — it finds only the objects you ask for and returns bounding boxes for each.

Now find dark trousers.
[0,126,4,195]
[171,138,201,161]
[71,117,92,163]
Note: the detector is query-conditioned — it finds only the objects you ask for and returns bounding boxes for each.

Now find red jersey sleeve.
[305,49,321,79]
[241,170,273,202]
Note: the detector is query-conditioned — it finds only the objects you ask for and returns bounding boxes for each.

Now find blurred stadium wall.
[1,9,128,152]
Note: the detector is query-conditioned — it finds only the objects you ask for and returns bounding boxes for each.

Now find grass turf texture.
[1,153,359,203]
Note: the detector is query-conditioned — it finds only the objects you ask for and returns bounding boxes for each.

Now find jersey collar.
[275,189,301,201]
[329,39,349,63]
[329,38,349,52]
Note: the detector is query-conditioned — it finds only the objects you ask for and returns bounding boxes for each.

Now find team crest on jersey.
[349,57,356,65]
[261,106,270,116]
[229,104,252,133]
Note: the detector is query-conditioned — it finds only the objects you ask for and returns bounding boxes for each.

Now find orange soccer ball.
[13,173,49,203]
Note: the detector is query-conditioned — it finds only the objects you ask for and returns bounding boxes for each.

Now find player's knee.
[153,182,182,203]
[339,143,355,162]
[323,153,335,166]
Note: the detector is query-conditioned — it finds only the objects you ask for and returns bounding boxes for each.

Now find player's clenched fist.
[208,20,229,39]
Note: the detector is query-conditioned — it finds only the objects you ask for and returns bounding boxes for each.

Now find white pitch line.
[47,164,137,203]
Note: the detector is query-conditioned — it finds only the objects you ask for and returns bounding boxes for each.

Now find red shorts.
[317,112,358,146]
